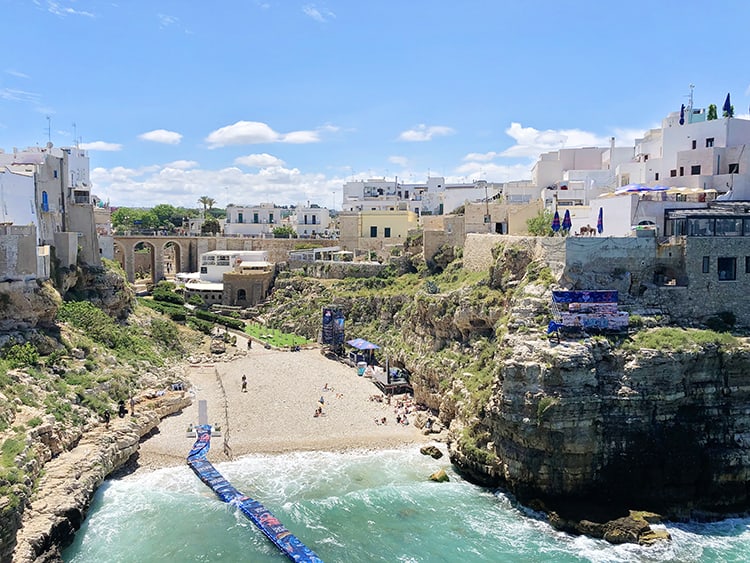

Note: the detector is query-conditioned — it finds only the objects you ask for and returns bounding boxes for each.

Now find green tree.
[272,225,296,238]
[201,216,220,235]
[198,196,216,215]
[526,209,554,236]
[723,105,735,119]
[707,104,718,120]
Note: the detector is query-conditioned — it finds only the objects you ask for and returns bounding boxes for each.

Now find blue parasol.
[346,338,380,350]
[551,210,561,232]
[597,207,604,234]
[562,209,572,231]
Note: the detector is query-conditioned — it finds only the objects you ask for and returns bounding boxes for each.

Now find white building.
[224,203,289,237]
[198,250,269,282]
[342,176,503,217]
[0,143,102,277]
[291,205,330,238]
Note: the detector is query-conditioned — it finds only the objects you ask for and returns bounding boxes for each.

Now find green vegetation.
[623,327,739,351]
[537,396,559,422]
[272,225,296,238]
[526,209,555,236]
[244,323,313,348]
[3,342,39,369]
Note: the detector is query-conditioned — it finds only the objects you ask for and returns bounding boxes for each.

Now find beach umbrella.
[597,207,604,234]
[551,210,560,232]
[562,209,572,231]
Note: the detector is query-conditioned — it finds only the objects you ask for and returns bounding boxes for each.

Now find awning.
[346,338,380,350]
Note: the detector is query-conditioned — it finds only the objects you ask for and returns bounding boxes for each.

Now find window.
[679,166,684,176]
[370,226,377,237]
[706,137,714,148]
[692,140,697,150]
[53,170,58,178]
[702,256,710,273]
[655,173,660,181]
[715,218,743,236]
[717,257,736,280]
[745,257,750,274]
[238,212,243,223]
[253,213,259,224]
[200,266,208,274]
[269,213,274,224]
[237,289,247,301]
[691,165,701,175]
[729,163,740,174]
[670,169,677,177]
[384,227,391,238]
[688,218,715,236]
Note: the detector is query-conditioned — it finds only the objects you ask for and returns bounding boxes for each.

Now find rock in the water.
[420,445,443,459]
[429,469,449,482]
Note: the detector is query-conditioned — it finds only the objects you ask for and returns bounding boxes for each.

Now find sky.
[2,1,750,210]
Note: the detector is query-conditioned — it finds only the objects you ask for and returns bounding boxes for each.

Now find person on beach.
[103,410,110,427]
[118,400,127,418]
[130,396,135,416]
[241,375,247,392]
[247,339,252,350]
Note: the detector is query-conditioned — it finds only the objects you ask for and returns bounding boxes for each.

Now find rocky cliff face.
[484,333,750,519]
[258,249,750,531]
[5,391,191,563]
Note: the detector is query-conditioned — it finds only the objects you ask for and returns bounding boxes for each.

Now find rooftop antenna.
[46,116,51,144]
[72,122,77,148]
[687,84,695,122]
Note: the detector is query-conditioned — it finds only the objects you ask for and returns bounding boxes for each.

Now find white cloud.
[46,1,95,18]
[281,130,320,144]
[91,162,345,209]
[501,122,610,158]
[158,13,179,27]
[205,120,323,148]
[79,141,122,151]
[452,161,533,183]
[302,4,335,22]
[463,151,501,162]
[234,153,286,167]
[164,160,198,170]
[5,69,30,79]
[138,129,183,145]
[388,156,409,167]
[0,88,40,103]
[398,124,455,142]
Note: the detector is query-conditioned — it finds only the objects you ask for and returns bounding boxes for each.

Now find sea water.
[62,448,750,563]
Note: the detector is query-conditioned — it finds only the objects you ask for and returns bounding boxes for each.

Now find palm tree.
[197,196,216,217]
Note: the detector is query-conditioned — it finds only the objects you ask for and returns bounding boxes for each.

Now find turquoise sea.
[63,448,750,562]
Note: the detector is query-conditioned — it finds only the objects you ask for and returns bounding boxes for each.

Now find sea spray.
[63,448,750,563]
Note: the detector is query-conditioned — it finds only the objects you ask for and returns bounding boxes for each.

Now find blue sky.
[2,1,750,209]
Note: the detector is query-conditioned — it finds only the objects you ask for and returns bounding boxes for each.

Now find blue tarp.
[552,290,618,304]
[187,425,322,563]
[346,338,380,350]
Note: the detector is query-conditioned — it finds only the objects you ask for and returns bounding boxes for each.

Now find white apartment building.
[342,176,503,217]
[291,205,330,238]
[224,203,288,237]
[0,144,102,278]
[621,110,750,198]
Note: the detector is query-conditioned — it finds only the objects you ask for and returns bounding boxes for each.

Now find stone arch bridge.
[113,235,321,283]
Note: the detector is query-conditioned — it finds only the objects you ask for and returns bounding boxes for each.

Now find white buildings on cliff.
[0,144,109,282]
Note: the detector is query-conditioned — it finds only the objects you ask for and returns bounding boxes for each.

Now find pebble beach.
[134,341,431,472]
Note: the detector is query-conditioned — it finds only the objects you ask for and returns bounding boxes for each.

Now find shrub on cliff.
[624,327,738,351]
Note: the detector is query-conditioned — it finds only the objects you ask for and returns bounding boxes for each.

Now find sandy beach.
[134,342,433,472]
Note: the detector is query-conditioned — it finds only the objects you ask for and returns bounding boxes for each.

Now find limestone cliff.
[259,248,750,539]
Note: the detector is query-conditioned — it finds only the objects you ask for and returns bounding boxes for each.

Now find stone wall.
[287,260,386,279]
[0,225,37,280]
[423,215,465,264]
